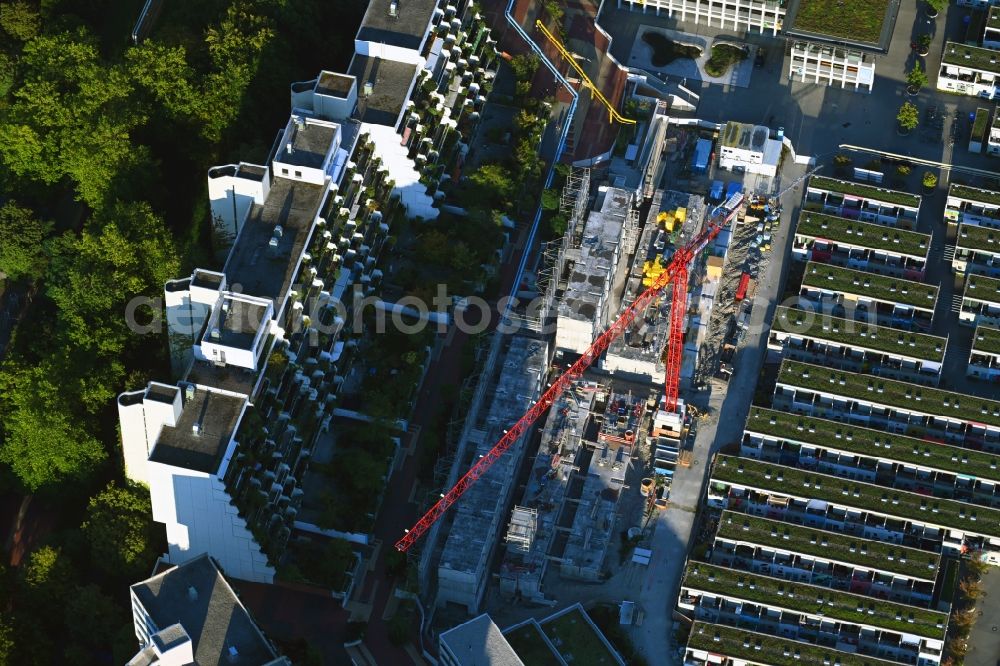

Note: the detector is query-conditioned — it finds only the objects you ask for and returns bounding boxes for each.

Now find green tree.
[0,363,106,491]
[64,584,125,650]
[21,546,74,614]
[81,483,157,581]
[0,614,13,664]
[466,163,514,210]
[906,62,928,91]
[541,188,560,211]
[926,0,947,12]
[897,102,919,132]
[0,29,148,208]
[897,164,912,176]
[508,54,540,83]
[0,202,52,281]
[0,1,40,41]
[923,171,938,189]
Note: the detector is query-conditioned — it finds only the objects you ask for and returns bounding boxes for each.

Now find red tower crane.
[394,193,745,552]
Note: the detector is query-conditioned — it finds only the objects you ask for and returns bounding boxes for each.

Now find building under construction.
[499,381,650,601]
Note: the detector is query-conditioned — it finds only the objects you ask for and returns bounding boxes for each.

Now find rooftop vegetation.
[973,325,1000,356]
[773,306,946,363]
[541,607,621,666]
[795,212,930,257]
[957,222,1000,253]
[801,262,937,310]
[716,510,939,580]
[943,42,1000,74]
[973,109,991,141]
[745,406,1000,485]
[965,274,1000,305]
[687,621,902,666]
[504,623,562,666]
[950,184,1000,207]
[712,453,1000,540]
[789,0,890,44]
[776,359,1000,429]
[809,176,921,209]
[682,561,946,639]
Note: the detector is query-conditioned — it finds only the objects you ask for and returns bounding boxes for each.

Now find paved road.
[629,163,807,664]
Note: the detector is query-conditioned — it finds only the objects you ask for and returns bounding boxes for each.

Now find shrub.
[897,102,919,132]
[923,171,938,189]
[897,164,912,176]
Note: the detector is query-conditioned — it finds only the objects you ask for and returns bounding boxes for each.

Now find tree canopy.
[0,202,52,280]
[81,483,158,581]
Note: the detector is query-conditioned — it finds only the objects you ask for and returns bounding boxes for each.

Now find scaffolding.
[505,506,538,554]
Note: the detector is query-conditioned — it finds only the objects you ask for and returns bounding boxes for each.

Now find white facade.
[207,164,270,250]
[617,0,785,35]
[271,114,343,186]
[717,121,782,176]
[788,41,876,92]
[118,383,184,486]
[937,42,1000,99]
[147,455,275,584]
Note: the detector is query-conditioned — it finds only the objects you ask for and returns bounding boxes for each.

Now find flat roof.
[783,0,898,51]
[356,0,436,51]
[773,306,946,363]
[795,211,930,257]
[964,274,1000,305]
[801,261,937,310]
[278,118,337,170]
[348,55,418,127]
[316,71,355,97]
[503,622,562,666]
[687,621,901,666]
[973,325,1000,357]
[204,295,269,350]
[716,510,939,581]
[186,361,257,397]
[130,554,277,665]
[957,222,1000,254]
[990,5,1000,27]
[943,42,1000,75]
[713,453,1000,541]
[683,560,946,640]
[223,176,325,303]
[950,184,1000,207]
[808,176,921,208]
[439,614,524,666]
[745,406,1000,485]
[539,605,622,666]
[776,359,1000,429]
[149,387,244,473]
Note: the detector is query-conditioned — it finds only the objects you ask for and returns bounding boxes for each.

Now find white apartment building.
[788,41,876,91]
[984,6,1000,49]
[717,121,783,177]
[128,554,288,666]
[958,273,1000,328]
[968,325,1000,381]
[792,211,931,280]
[937,41,1000,99]
[954,222,1000,277]
[616,0,785,35]
[120,0,499,585]
[805,176,922,227]
[945,183,1000,230]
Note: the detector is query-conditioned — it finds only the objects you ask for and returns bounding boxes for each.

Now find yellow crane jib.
[533,20,636,126]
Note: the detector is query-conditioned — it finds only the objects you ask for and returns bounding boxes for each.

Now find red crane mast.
[394,194,744,552]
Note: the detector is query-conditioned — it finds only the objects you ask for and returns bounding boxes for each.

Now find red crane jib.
[394,197,743,552]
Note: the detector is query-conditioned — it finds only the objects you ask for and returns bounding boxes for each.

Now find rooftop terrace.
[149,387,245,474]
[348,55,418,127]
[716,510,939,581]
[957,222,1000,254]
[687,621,901,666]
[223,177,326,304]
[973,325,1000,357]
[130,554,277,665]
[808,176,921,209]
[950,184,1000,207]
[943,42,1000,75]
[776,359,1000,429]
[539,605,623,666]
[773,306,946,363]
[713,454,1000,541]
[503,621,561,665]
[203,294,270,351]
[745,407,1000,485]
[801,262,937,310]
[964,274,1000,304]
[316,71,355,98]
[794,211,930,257]
[356,0,437,51]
